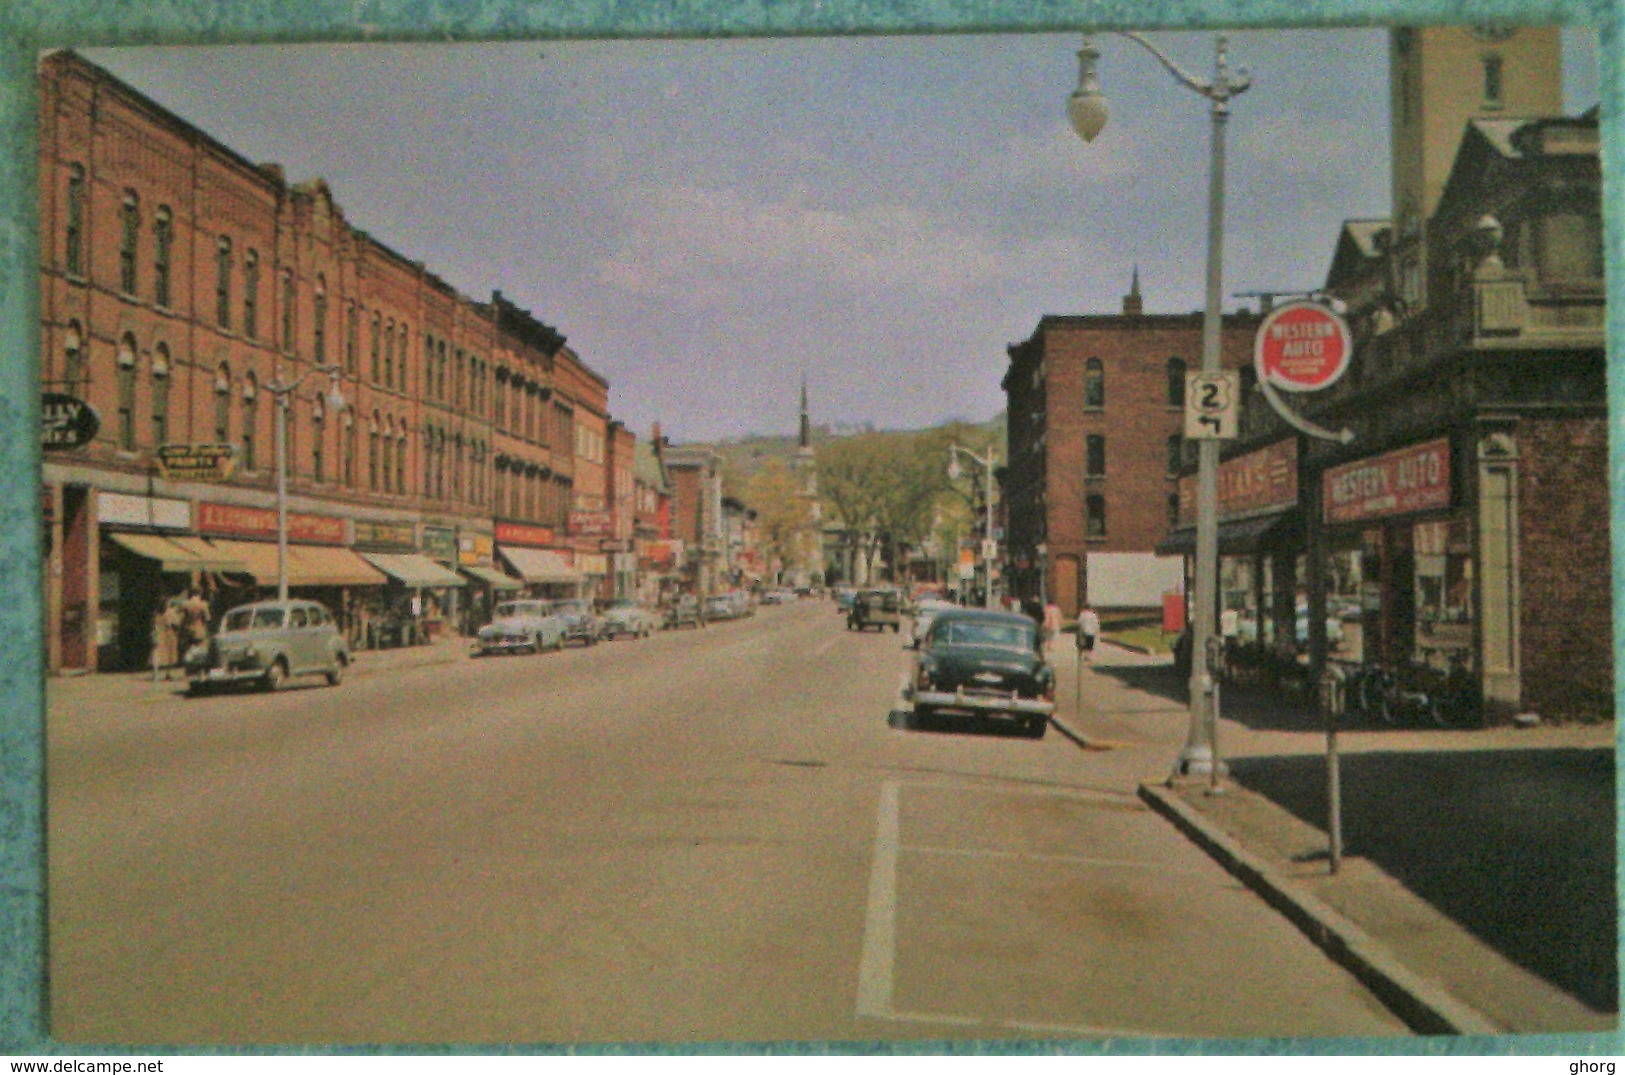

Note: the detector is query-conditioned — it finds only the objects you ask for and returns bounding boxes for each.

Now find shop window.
[1412,518,1475,668]
[153,207,173,308]
[65,164,86,277]
[1084,358,1105,408]
[119,191,140,296]
[1220,555,1257,644]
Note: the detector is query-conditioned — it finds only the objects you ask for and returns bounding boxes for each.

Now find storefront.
[357,550,466,644]
[495,521,583,598]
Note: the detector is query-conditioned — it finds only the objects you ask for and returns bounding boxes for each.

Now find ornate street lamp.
[1069,32,1250,781]
[268,364,345,601]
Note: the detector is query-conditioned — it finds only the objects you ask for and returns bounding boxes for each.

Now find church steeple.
[1122,264,1144,316]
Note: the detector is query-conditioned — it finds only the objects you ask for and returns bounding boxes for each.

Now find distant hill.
[678,413,1006,497]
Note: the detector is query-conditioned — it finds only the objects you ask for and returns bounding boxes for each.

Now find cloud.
[963,121,1141,192]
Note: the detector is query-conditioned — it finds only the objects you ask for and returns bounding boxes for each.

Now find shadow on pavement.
[1093,662,1322,731]
[1229,747,1618,1012]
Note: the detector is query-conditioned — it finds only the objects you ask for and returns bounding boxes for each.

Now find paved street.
[47,599,1408,1045]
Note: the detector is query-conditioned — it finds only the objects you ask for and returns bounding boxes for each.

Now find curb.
[1138,781,1501,1037]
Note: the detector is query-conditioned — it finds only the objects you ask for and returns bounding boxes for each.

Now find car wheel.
[326,657,345,687]
[1024,715,1048,739]
[263,659,288,692]
[185,681,211,698]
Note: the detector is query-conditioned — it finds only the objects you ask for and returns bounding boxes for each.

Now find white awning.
[358,551,466,588]
[498,546,582,584]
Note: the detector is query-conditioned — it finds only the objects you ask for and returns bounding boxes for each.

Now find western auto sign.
[1254,300,1353,393]
[1323,438,1451,524]
[42,393,99,451]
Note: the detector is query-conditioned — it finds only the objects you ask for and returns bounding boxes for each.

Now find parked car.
[473,599,565,656]
[601,598,656,639]
[848,589,901,633]
[665,595,704,629]
[909,598,958,648]
[703,594,736,622]
[904,608,1055,738]
[834,587,857,613]
[551,598,605,646]
[184,598,349,693]
[759,589,793,606]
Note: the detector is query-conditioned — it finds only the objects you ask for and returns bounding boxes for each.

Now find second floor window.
[1084,358,1105,408]
[153,208,173,308]
[281,271,296,354]
[243,250,259,340]
[214,365,231,444]
[62,322,85,388]
[65,164,86,277]
[1167,358,1186,406]
[312,398,326,484]
[215,237,233,329]
[241,374,258,471]
[119,192,140,296]
[116,337,137,450]
[151,345,170,447]
[314,276,328,363]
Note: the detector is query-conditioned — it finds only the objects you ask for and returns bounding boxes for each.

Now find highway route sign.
[1185,371,1240,440]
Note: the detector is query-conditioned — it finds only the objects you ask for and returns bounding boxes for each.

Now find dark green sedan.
[904,608,1055,738]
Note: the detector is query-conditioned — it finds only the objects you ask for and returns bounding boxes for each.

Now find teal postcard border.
[1,0,1620,1058]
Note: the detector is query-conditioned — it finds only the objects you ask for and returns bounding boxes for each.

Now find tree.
[742,459,812,582]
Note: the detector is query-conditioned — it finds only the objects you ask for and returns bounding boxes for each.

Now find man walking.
[1077,604,1100,663]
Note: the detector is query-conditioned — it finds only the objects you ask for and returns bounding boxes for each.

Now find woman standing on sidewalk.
[1077,605,1100,662]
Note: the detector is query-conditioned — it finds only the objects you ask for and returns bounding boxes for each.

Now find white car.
[910,598,959,649]
[473,599,565,656]
[601,599,656,639]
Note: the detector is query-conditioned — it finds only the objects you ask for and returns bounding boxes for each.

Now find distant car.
[184,598,349,693]
[759,589,793,606]
[905,608,1055,738]
[909,598,958,648]
[473,599,565,656]
[848,589,901,633]
[551,598,605,646]
[703,594,736,622]
[601,598,656,639]
[665,595,704,629]
[834,588,857,613]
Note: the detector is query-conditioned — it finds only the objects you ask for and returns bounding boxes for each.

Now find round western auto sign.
[1254,300,1353,393]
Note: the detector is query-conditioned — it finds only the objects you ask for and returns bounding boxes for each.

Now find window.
[345,304,358,375]
[1167,493,1180,531]
[62,322,85,388]
[343,413,356,487]
[153,208,173,308]
[495,368,507,427]
[151,345,170,447]
[1085,494,1107,540]
[312,397,326,484]
[214,365,231,444]
[1086,434,1106,478]
[455,349,465,409]
[1084,358,1105,408]
[1167,358,1186,406]
[65,164,85,276]
[241,373,258,471]
[396,425,408,494]
[368,413,380,491]
[383,319,395,387]
[243,250,259,340]
[313,275,328,364]
[1167,434,1184,475]
[397,324,410,392]
[437,340,448,402]
[382,417,394,494]
[281,270,296,354]
[215,237,233,328]
[372,317,383,383]
[116,337,137,450]
[119,192,140,296]
[1539,211,1605,284]
[1483,54,1504,109]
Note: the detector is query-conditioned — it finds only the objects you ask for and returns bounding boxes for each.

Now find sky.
[82,28,1599,445]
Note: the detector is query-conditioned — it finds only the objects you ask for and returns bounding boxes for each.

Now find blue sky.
[84,29,1599,444]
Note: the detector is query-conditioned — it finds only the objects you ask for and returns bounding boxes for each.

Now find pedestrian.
[150,599,181,680]
[180,588,211,652]
[1077,604,1101,663]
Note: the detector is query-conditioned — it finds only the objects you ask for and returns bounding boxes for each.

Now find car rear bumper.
[912,689,1054,716]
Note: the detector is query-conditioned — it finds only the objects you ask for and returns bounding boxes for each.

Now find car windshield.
[555,601,588,614]
[495,601,544,618]
[224,607,283,631]
[938,621,1034,650]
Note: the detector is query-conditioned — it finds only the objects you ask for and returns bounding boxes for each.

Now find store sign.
[568,510,613,538]
[1254,300,1353,393]
[155,443,238,482]
[576,553,609,575]
[99,491,189,531]
[422,526,457,562]
[1178,439,1298,526]
[354,521,416,550]
[494,521,555,548]
[41,393,99,452]
[1323,438,1451,524]
[198,501,346,544]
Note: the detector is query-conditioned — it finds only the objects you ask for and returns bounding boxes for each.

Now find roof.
[929,607,1038,627]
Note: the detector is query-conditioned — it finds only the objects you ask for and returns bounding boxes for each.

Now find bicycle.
[1346,652,1479,728]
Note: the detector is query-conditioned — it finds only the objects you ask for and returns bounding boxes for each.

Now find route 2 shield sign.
[1185,371,1240,440]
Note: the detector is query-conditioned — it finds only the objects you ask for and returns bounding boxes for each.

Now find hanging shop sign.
[41,393,99,452]
[1254,300,1354,393]
[1323,438,1451,524]
[155,443,238,482]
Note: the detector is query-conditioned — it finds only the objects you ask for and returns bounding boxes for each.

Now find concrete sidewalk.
[1052,641,1617,1038]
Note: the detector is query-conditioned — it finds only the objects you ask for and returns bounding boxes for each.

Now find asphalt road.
[46,599,1409,1045]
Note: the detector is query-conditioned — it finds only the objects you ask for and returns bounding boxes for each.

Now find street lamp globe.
[1067,38,1109,143]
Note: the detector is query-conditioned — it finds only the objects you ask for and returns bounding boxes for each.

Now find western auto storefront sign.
[1178,439,1299,527]
[198,501,346,544]
[1323,438,1451,524]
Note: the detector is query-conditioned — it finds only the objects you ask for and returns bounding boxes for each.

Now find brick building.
[1002,273,1260,618]
[37,50,631,671]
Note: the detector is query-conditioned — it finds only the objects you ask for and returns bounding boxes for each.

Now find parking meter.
[1318,665,1347,722]
[1318,664,1348,873]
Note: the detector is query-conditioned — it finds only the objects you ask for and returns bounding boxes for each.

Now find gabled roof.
[1324,218,1391,292]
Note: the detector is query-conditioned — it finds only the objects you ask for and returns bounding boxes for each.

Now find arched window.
[119,192,140,296]
[116,336,137,450]
[342,412,356,487]
[1086,434,1106,478]
[62,322,85,388]
[215,237,233,329]
[150,344,171,447]
[344,303,359,375]
[368,412,380,491]
[313,275,328,364]
[372,316,383,383]
[213,364,232,444]
[241,373,258,471]
[397,324,410,392]
[280,269,296,354]
[242,250,259,340]
[1085,494,1107,540]
[1167,358,1186,407]
[381,416,394,494]
[311,396,326,484]
[1084,358,1105,408]
[396,423,408,494]
[65,164,86,277]
[153,208,173,308]
[383,319,395,388]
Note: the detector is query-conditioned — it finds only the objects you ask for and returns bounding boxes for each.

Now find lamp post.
[1068,32,1250,779]
[268,363,345,601]
[948,443,996,608]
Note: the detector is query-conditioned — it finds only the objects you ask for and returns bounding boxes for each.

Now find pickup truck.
[847,589,901,633]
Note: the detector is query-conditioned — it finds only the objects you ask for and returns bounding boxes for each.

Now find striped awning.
[106,532,247,574]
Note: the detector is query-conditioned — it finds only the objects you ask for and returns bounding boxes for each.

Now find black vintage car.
[904,608,1055,738]
[847,589,901,632]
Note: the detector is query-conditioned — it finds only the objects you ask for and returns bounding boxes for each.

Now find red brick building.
[1002,274,1260,618]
